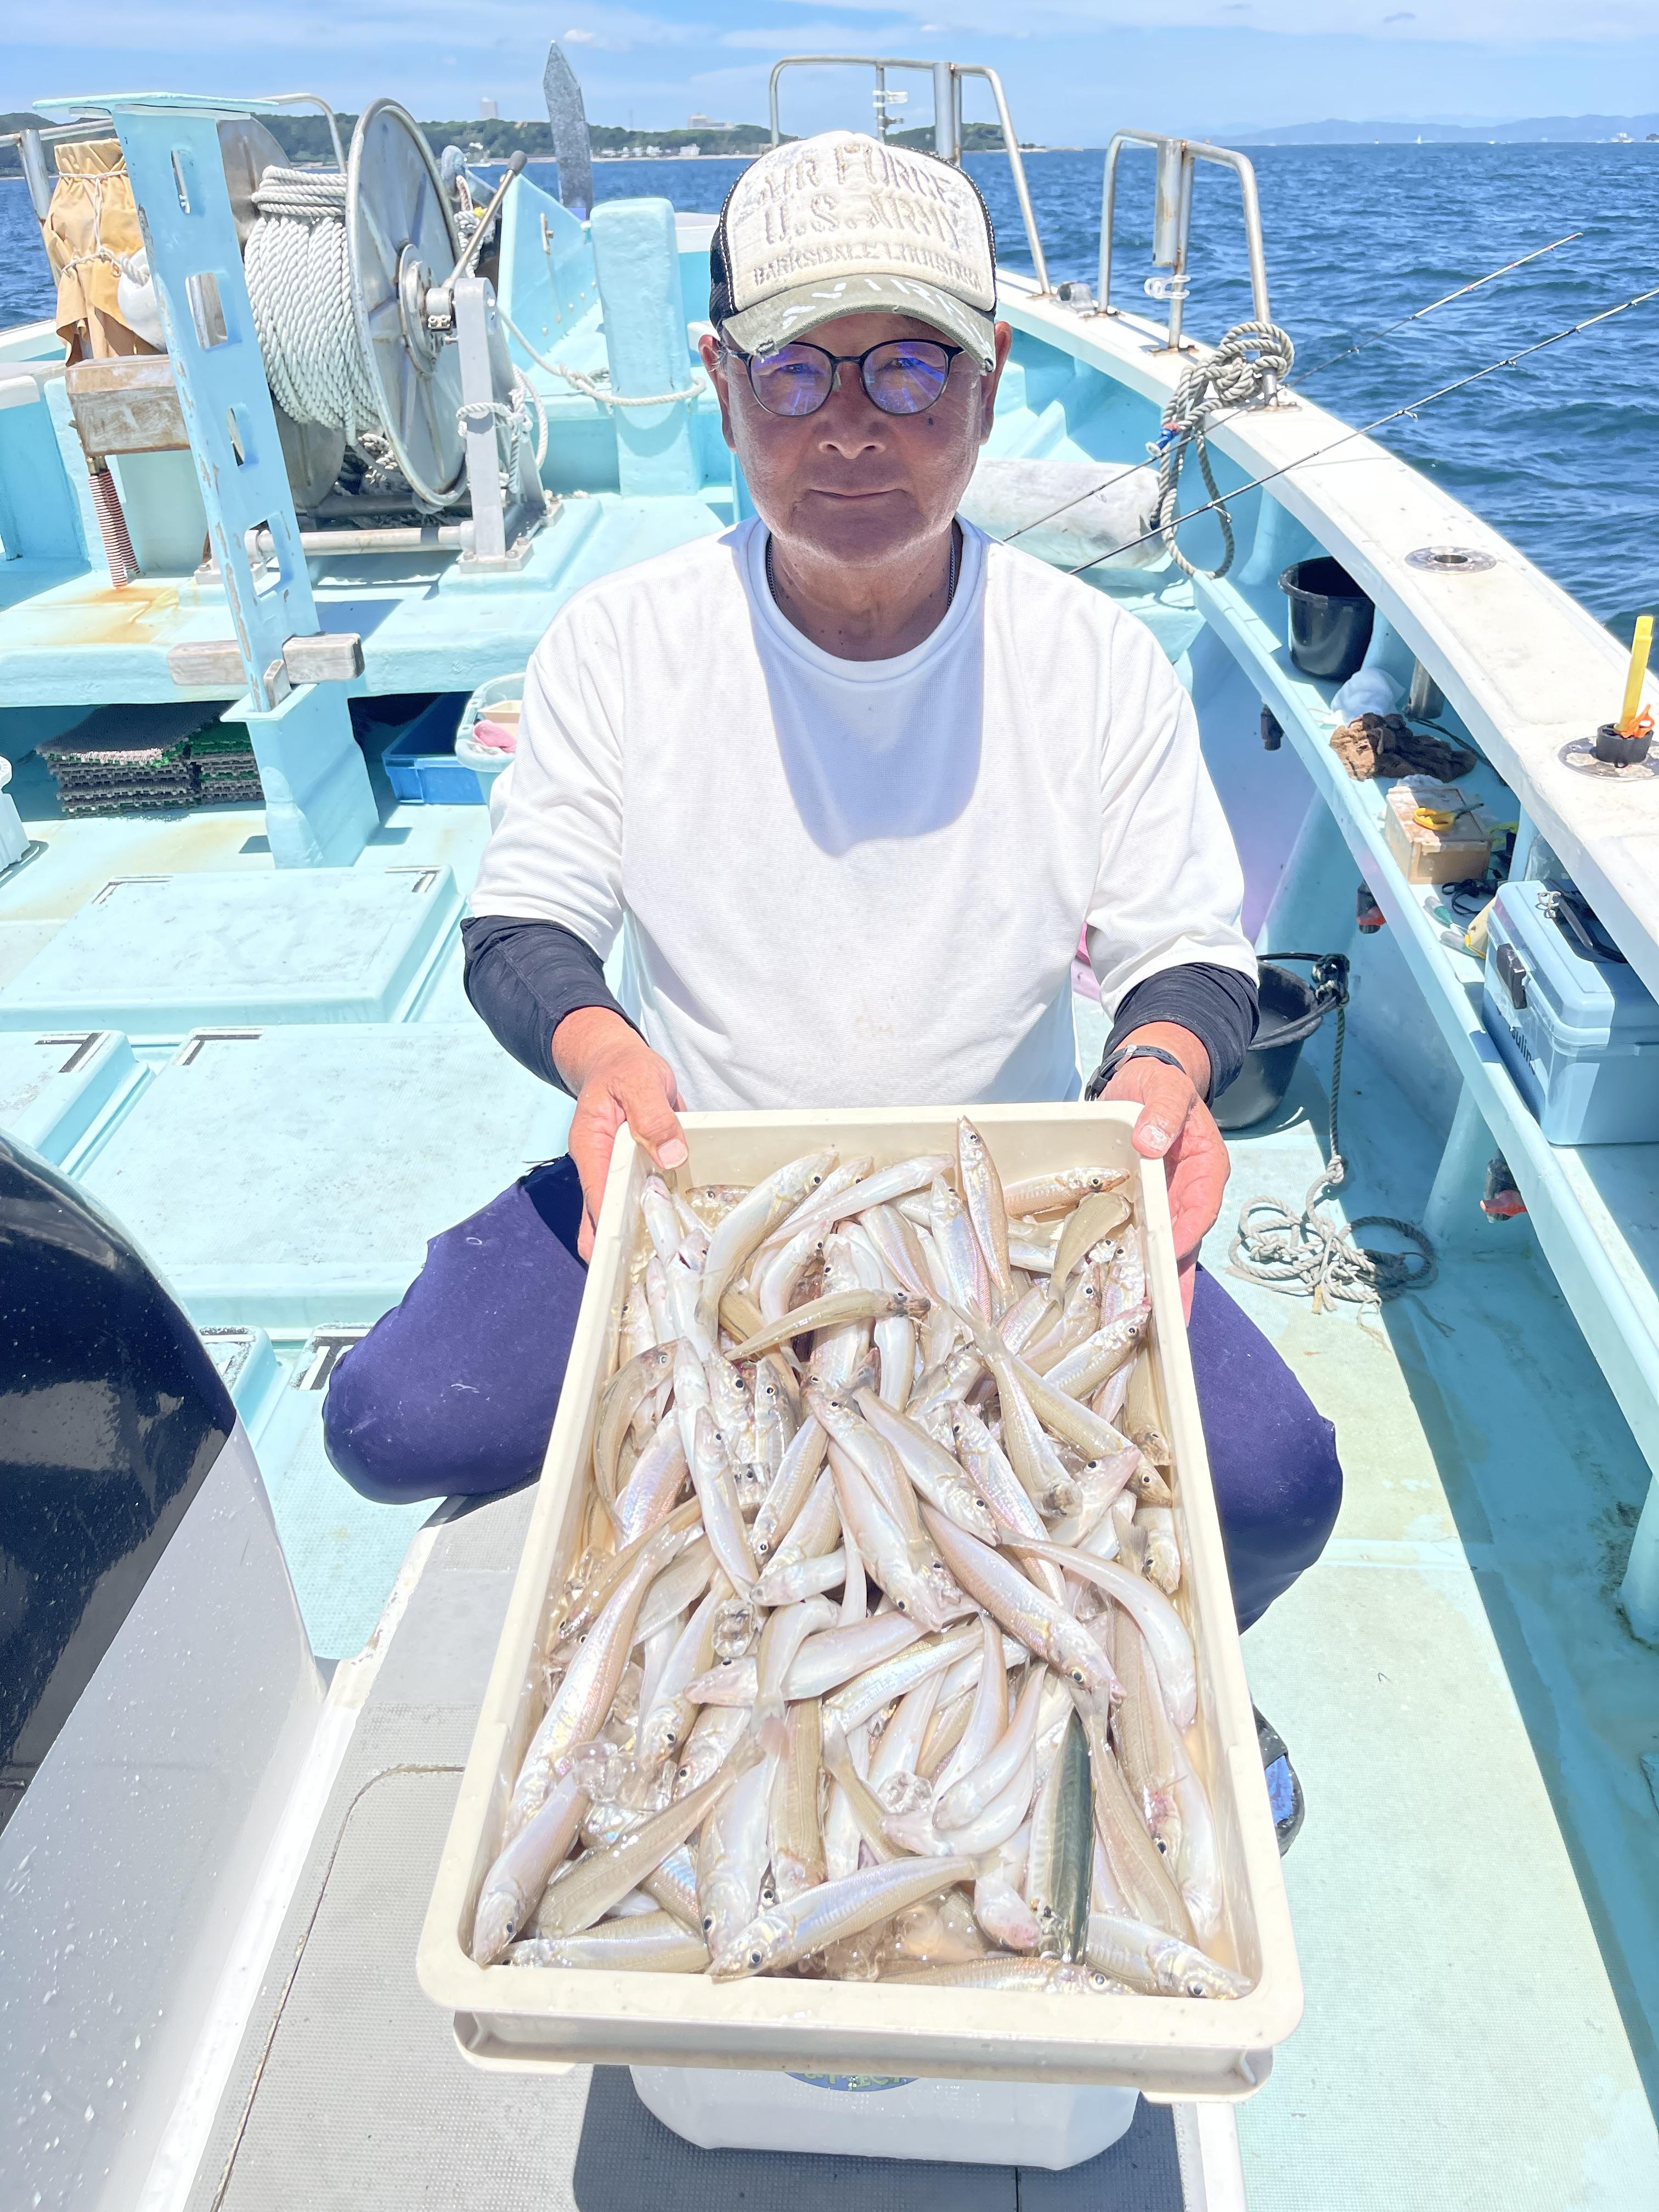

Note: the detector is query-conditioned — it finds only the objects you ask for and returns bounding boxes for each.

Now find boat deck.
[2,737,1656,2201]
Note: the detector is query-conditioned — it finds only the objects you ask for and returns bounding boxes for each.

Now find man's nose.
[816,363,886,452]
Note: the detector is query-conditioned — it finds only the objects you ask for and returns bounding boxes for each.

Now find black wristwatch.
[1084,1041,1191,1102]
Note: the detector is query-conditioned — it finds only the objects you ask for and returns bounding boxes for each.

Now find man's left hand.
[1101,1024,1228,1321]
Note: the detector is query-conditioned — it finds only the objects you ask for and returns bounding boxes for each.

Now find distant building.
[479,95,498,120]
[687,112,729,131]
[681,144,700,159]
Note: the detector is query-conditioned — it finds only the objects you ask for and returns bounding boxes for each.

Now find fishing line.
[997,232,1586,552]
[1064,279,1659,579]
[1286,232,1583,386]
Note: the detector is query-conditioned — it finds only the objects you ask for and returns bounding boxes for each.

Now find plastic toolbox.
[1482,880,1659,1146]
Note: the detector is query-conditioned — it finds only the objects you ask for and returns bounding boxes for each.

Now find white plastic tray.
[419,1105,1302,2098]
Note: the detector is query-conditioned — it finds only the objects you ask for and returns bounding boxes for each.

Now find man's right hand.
[552,1007,687,1260]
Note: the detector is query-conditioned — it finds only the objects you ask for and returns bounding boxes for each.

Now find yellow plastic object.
[418,1105,1303,2100]
[1413,806,1458,832]
[1618,615,1653,736]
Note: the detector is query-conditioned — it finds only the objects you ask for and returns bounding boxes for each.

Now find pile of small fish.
[470,1124,1249,2002]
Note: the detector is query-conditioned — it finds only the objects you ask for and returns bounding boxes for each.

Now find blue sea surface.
[4,142,1655,637]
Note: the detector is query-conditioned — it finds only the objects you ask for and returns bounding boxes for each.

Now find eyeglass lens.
[748,340,954,418]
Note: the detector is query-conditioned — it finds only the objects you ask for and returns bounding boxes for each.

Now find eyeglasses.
[729,337,967,419]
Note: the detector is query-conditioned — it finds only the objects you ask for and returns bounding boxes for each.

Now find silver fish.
[769,1698,827,1901]
[1028,1707,1093,1963]
[596,1343,678,1510]
[509,1519,685,1835]
[1001,1533,1195,1730]
[957,1116,1016,1319]
[883,1958,1124,1994]
[696,1148,838,1346]
[934,1663,1049,1832]
[536,1756,746,1939]
[928,1176,990,1318]
[923,1511,1120,1708]
[471,1771,589,1964]
[507,1912,709,1974]
[853,1387,1001,1543]
[690,1405,757,1596]
[710,1854,979,1979]
[1084,1911,1248,1999]
[697,1745,778,1958]
[1001,1166,1127,1217]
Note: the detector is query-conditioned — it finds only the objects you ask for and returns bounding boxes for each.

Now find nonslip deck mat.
[0,1028,137,1163]
[74,1023,574,1324]
[0,866,462,1033]
[184,1491,1189,2212]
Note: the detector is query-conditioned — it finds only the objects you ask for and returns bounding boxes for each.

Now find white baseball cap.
[709,132,998,373]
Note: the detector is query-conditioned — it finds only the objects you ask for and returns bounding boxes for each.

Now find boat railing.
[765,56,1051,295]
[1097,130,1272,360]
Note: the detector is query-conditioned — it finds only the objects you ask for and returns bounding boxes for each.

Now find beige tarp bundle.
[42,139,161,361]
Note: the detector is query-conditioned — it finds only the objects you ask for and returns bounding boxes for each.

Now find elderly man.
[324,134,1338,1836]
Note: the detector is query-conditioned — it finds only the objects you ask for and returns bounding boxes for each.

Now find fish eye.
[748,1948,765,1967]
[702,1915,715,1933]
[1071,1667,1085,1684]
[1187,1980,1209,1998]
[1154,1837,1169,1856]
[894,1599,908,1613]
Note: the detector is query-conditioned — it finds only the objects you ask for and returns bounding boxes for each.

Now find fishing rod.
[1287,232,1583,386]
[1000,232,1585,551]
[1063,278,1659,579]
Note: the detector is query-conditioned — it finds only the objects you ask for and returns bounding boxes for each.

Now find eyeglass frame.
[716,334,972,419]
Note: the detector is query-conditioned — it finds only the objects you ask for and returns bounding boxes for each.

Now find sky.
[7,1,1659,142]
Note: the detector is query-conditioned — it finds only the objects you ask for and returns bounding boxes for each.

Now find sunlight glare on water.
[3,140,1655,635]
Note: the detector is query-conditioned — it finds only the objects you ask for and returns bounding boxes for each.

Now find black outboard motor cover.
[1,1131,235,1832]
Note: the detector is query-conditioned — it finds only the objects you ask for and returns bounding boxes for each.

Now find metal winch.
[36,97,546,604]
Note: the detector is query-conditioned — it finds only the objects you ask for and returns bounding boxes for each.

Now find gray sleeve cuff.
[460,916,639,1095]
[1102,962,1260,1103]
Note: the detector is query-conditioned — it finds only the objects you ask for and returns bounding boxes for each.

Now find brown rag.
[1330,712,1477,782]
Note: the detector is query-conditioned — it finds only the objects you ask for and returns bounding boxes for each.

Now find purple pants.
[324,1158,1341,1630]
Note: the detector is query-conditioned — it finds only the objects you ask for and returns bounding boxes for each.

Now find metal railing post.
[1094,128,1273,366]
[763,55,1051,294]
[933,63,956,161]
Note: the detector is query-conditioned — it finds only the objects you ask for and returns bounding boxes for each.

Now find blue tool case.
[1482,879,1659,1145]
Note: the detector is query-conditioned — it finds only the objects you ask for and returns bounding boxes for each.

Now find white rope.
[499,304,702,409]
[1153,318,1294,579]
[245,167,383,452]
[1228,993,1436,1312]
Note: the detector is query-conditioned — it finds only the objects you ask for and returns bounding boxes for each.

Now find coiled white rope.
[245,168,383,452]
[1228,991,1436,1311]
[1153,319,1294,579]
[499,303,702,409]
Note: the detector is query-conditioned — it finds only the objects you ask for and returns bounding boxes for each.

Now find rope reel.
[1153,319,1295,579]
[241,99,535,511]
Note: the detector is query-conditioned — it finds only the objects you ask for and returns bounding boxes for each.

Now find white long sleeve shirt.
[469,516,1253,1112]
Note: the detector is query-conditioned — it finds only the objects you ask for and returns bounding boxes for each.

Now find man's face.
[701,313,1012,569]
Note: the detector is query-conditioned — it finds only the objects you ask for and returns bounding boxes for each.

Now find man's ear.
[699,332,738,454]
[978,321,1013,444]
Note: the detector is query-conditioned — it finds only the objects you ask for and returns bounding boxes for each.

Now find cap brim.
[721,272,997,375]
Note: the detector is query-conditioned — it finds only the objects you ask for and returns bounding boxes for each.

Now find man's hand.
[1101,1023,1227,1322]
[554,1007,686,1261]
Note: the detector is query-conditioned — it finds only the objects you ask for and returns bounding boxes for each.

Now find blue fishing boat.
[3,47,1658,2210]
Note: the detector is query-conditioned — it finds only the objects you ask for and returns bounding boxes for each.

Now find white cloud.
[774,0,1659,39]
[563,25,597,40]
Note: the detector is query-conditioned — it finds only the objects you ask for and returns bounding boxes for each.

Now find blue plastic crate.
[382,693,482,805]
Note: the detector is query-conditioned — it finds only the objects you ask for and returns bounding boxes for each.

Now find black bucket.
[1279,557,1375,681]
[1214,955,1349,1132]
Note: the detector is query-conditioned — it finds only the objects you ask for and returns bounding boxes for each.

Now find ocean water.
[3,142,1655,639]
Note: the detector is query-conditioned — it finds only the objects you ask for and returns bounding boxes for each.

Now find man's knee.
[1189,1266,1343,1625]
[322,1159,586,1505]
